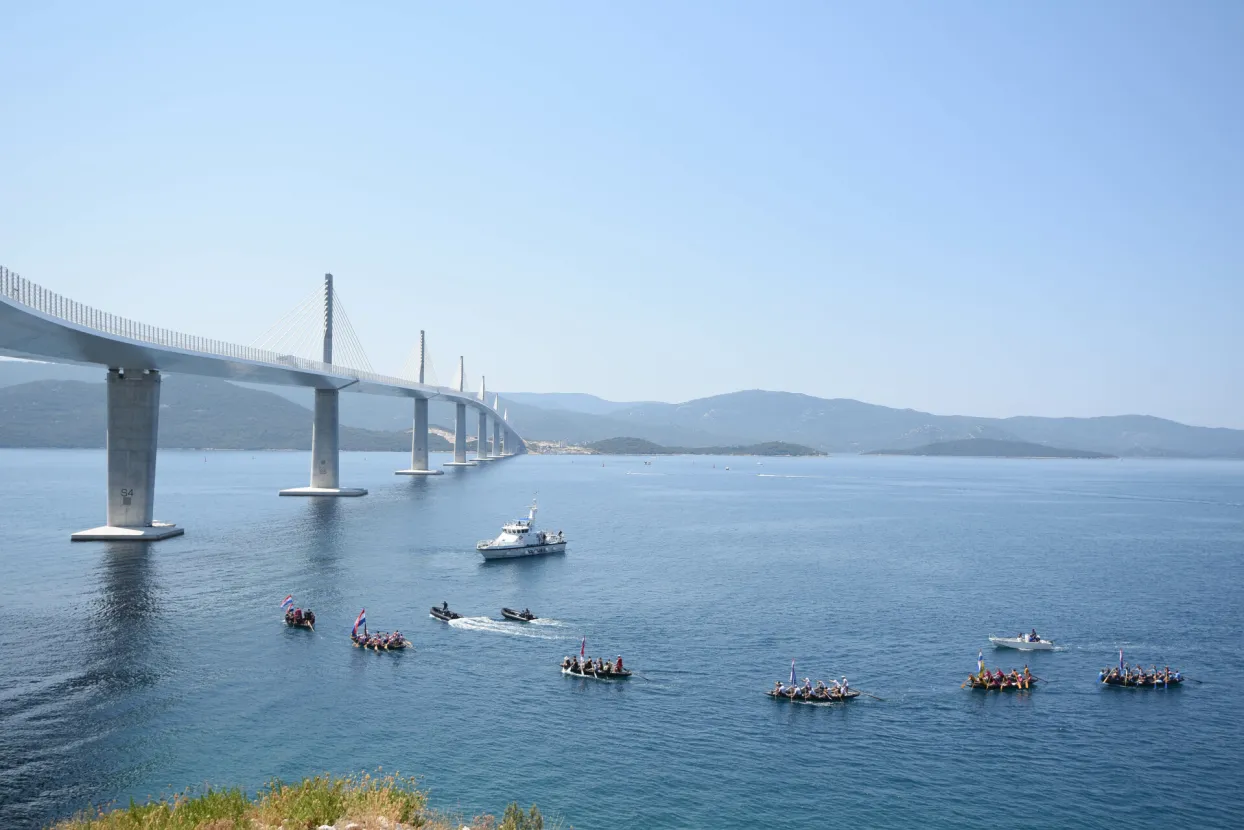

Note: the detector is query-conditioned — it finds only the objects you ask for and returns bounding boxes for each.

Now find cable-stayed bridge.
[0,267,523,541]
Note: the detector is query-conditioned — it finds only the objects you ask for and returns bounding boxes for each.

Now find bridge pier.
[72,369,184,541]
[444,402,476,467]
[492,417,501,458]
[279,273,367,497]
[474,410,494,462]
[395,396,442,476]
[280,388,367,496]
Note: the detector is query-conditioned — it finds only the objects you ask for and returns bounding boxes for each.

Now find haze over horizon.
[3,2,1241,427]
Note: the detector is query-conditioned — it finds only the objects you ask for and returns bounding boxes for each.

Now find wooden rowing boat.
[965,677,1039,691]
[1100,675,1182,688]
[765,689,860,704]
[351,636,412,651]
[559,666,626,676]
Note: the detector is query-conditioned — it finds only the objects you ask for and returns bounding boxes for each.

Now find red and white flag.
[580,636,586,657]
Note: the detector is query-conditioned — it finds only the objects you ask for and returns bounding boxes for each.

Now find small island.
[587,437,823,456]
[864,438,1115,459]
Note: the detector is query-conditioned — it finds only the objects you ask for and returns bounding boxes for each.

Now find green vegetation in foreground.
[48,771,549,830]
[864,438,1115,459]
[586,436,823,456]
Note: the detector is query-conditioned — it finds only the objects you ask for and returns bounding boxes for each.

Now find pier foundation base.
[73,368,181,541]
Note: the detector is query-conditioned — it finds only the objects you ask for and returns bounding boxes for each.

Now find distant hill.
[587,437,822,456]
[0,376,453,451]
[499,392,652,416]
[503,389,1244,458]
[865,438,1115,459]
[0,359,100,386]
[4,360,1243,458]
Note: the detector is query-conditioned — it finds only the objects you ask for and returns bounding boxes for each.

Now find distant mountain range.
[866,438,1114,459]
[501,389,1244,458]
[586,437,822,456]
[2,361,1242,457]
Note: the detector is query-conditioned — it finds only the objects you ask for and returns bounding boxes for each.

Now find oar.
[1180,676,1204,684]
[856,690,885,701]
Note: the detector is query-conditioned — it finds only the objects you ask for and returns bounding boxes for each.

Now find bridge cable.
[250,287,323,356]
[329,290,375,373]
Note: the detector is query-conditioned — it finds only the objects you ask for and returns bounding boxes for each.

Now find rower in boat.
[767,677,859,702]
[284,606,316,629]
[1100,662,1182,687]
[965,663,1038,691]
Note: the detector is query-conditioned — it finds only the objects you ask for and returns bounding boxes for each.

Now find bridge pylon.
[491,402,502,459]
[444,356,477,468]
[279,273,368,497]
[396,329,442,476]
[473,375,495,462]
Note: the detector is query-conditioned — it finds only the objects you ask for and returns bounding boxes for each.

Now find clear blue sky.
[3,2,1242,426]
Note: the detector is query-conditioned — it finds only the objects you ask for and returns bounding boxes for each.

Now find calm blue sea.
[1,450,1242,829]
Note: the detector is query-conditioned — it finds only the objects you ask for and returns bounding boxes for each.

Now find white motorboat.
[477,499,567,560]
[989,635,1056,651]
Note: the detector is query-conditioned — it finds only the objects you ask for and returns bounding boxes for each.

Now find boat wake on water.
[447,616,566,640]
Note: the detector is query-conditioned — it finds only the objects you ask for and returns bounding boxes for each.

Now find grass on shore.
[48,771,548,830]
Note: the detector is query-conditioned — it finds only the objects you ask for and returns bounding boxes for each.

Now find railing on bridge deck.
[0,266,466,398]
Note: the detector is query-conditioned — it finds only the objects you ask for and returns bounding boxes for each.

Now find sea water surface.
[1,450,1242,829]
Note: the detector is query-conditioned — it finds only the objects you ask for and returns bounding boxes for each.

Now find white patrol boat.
[989,633,1056,651]
[477,500,567,560]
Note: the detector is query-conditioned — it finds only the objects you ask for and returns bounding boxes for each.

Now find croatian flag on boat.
[280,595,294,610]
[978,650,984,673]
[790,660,796,686]
[580,636,586,658]
[1118,649,1124,671]
[353,609,366,634]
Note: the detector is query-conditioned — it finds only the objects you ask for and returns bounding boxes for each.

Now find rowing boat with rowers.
[350,632,412,651]
[964,674,1038,691]
[1100,669,1183,688]
[765,689,859,704]
[560,665,632,680]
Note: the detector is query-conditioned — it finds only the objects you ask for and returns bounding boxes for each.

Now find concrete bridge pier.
[444,356,476,467]
[492,417,502,459]
[72,369,184,541]
[474,409,494,462]
[395,396,442,475]
[396,332,442,476]
[280,272,367,497]
[444,402,476,467]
